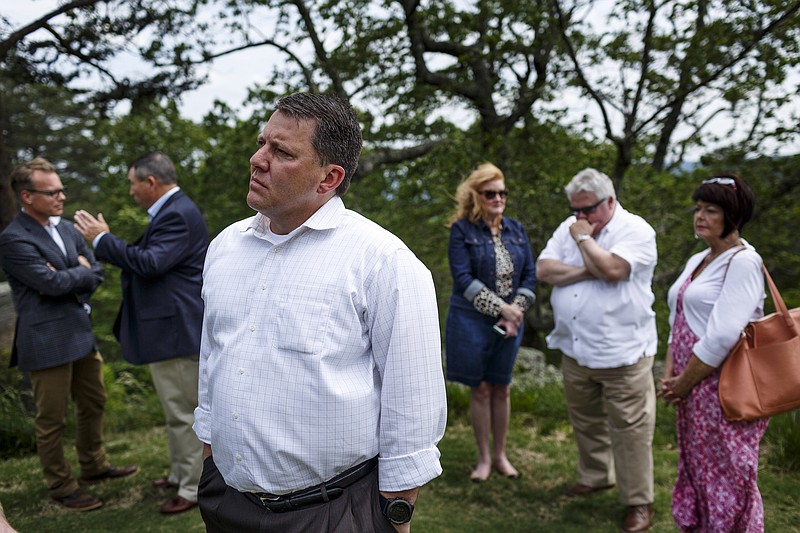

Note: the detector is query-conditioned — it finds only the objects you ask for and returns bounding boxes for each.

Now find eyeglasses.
[479,190,508,200]
[25,188,66,198]
[702,177,737,189]
[570,198,606,216]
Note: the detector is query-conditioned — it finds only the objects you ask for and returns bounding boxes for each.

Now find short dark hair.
[692,173,755,238]
[10,157,56,196]
[274,93,363,196]
[129,152,177,185]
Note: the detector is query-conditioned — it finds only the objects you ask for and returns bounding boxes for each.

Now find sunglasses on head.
[479,190,508,200]
[703,177,737,190]
[570,198,606,216]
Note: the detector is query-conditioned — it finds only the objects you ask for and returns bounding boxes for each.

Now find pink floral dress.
[670,276,769,532]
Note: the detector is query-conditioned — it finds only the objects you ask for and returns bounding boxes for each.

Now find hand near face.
[569,219,595,240]
[73,210,110,242]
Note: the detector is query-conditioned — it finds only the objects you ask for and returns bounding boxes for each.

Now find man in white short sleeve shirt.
[537,168,657,533]
[193,93,447,533]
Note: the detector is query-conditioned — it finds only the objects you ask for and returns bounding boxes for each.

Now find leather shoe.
[81,465,139,484]
[160,495,197,515]
[564,483,615,496]
[623,504,654,532]
[53,488,103,512]
[152,478,178,490]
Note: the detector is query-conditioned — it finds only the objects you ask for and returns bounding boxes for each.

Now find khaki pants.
[29,351,110,498]
[150,356,203,502]
[561,354,655,506]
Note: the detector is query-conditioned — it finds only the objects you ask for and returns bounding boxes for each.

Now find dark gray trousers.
[198,456,397,533]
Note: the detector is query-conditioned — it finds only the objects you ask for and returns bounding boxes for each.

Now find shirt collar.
[148,186,181,220]
[246,195,345,237]
[19,208,61,228]
[597,201,625,237]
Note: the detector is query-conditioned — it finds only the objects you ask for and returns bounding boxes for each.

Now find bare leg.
[490,384,519,478]
[469,382,492,481]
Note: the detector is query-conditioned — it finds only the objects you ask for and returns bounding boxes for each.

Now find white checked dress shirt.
[538,203,658,368]
[194,196,447,494]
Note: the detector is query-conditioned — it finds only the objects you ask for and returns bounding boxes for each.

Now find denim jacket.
[448,217,536,310]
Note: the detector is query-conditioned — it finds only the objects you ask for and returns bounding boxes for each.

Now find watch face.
[386,499,413,524]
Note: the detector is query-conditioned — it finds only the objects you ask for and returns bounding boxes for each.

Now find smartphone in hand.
[493,324,507,336]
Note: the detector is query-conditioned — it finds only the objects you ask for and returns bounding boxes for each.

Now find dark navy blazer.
[0,211,103,372]
[448,216,536,311]
[95,190,209,365]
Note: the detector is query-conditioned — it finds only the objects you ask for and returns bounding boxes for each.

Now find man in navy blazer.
[0,157,137,512]
[75,152,209,515]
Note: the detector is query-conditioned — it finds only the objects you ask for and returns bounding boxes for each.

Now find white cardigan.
[667,241,765,367]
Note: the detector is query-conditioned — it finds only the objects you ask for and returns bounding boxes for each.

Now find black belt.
[245,456,378,512]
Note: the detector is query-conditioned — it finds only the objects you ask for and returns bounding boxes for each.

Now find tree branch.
[639,0,800,138]
[551,0,618,144]
[288,0,346,98]
[42,23,119,84]
[354,140,440,180]
[0,0,105,58]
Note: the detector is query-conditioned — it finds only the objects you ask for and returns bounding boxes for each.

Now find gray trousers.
[198,456,396,533]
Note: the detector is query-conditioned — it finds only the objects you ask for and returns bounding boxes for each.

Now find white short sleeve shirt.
[538,203,658,368]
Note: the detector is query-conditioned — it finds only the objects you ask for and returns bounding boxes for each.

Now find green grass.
[0,427,205,532]
[2,416,799,532]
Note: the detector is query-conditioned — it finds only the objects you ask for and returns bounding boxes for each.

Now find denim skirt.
[445,303,524,387]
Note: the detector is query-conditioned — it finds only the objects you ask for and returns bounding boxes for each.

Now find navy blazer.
[448,216,536,311]
[95,190,209,365]
[0,211,103,372]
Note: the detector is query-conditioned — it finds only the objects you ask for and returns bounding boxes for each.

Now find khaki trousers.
[149,356,203,502]
[29,351,110,498]
[561,354,655,506]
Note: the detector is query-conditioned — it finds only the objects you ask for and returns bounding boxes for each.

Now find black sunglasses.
[25,188,66,198]
[570,198,606,216]
[479,190,508,200]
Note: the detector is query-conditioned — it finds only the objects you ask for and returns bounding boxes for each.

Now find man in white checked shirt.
[193,93,447,532]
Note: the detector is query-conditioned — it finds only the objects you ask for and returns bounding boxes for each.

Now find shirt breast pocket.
[273,283,336,355]
[464,236,486,260]
[504,235,528,259]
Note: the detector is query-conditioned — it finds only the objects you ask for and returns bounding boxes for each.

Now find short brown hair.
[275,93,363,196]
[10,157,56,196]
[692,173,755,238]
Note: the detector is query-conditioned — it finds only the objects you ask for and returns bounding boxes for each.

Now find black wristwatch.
[379,495,414,525]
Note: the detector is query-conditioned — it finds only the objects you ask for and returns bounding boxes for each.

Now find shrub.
[445,347,569,433]
[0,358,164,457]
[0,386,36,458]
[102,362,164,432]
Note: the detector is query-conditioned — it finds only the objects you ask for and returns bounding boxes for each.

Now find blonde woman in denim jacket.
[445,162,536,482]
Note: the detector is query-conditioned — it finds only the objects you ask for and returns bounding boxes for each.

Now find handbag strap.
[723,246,796,335]
[762,263,795,331]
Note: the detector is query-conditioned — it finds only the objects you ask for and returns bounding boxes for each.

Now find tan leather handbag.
[719,263,800,421]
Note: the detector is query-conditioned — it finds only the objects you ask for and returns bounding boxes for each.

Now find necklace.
[692,241,742,280]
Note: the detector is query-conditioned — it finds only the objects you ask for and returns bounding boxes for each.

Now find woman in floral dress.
[659,174,768,532]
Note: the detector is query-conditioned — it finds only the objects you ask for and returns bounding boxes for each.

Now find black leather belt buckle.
[250,456,378,513]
